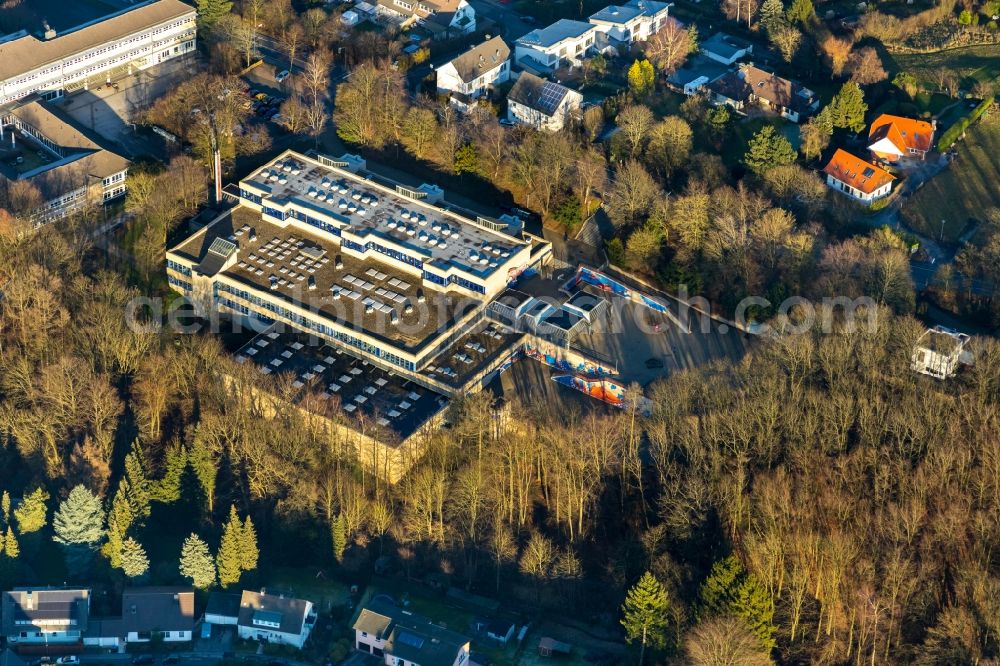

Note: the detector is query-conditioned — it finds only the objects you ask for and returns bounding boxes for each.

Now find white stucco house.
[2,588,91,646]
[823,149,895,204]
[436,36,510,110]
[587,0,672,49]
[236,591,315,650]
[506,72,582,132]
[514,19,597,72]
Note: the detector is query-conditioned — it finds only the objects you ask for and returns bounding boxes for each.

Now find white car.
[56,657,79,665]
[276,70,290,83]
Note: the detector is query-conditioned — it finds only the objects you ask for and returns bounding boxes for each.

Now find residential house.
[514,19,597,72]
[666,54,728,95]
[823,149,895,203]
[374,0,476,36]
[354,598,472,666]
[587,0,672,50]
[699,32,753,65]
[506,72,582,132]
[121,587,195,643]
[0,95,129,223]
[236,590,315,649]
[436,36,510,110]
[707,64,818,122]
[868,114,935,162]
[204,592,241,626]
[2,588,90,646]
[911,326,971,379]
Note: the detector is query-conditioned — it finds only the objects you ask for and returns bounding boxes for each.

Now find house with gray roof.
[236,590,316,649]
[436,36,510,111]
[514,19,597,72]
[2,588,90,646]
[588,0,672,49]
[354,598,471,666]
[374,0,476,36]
[700,32,753,65]
[122,587,195,643]
[506,72,582,132]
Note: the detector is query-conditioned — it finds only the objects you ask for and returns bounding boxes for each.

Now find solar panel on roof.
[538,82,567,115]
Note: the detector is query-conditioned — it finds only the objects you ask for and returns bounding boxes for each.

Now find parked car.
[132,656,155,665]
[276,70,290,83]
[55,657,79,665]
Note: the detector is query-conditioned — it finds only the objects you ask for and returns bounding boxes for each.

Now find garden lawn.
[901,112,1000,244]
[891,44,1000,91]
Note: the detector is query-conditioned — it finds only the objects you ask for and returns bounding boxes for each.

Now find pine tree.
[240,515,259,572]
[187,436,218,513]
[698,556,777,650]
[331,513,347,564]
[827,82,868,133]
[53,485,105,546]
[179,533,216,588]
[195,0,233,32]
[216,506,243,587]
[785,0,814,23]
[104,481,135,569]
[1,491,10,528]
[744,125,797,175]
[759,0,786,35]
[621,572,670,665]
[121,538,149,578]
[14,487,49,533]
[154,444,187,503]
[124,440,151,521]
[3,528,16,558]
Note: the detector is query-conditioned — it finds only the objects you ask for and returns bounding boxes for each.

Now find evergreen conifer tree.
[621,572,671,665]
[53,485,105,546]
[105,481,135,569]
[744,125,797,175]
[331,513,347,564]
[827,82,868,133]
[195,0,233,32]
[187,436,218,513]
[121,537,149,578]
[179,533,216,588]
[1,491,10,528]
[698,556,777,650]
[3,528,15,558]
[124,440,151,521]
[759,0,786,35]
[240,515,259,572]
[154,445,187,503]
[216,506,243,587]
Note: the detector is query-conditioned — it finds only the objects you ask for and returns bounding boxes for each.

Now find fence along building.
[0,0,196,106]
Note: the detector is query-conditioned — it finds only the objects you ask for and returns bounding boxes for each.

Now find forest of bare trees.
[1,215,998,664]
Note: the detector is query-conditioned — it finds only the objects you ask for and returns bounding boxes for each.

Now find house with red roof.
[823,149,895,204]
[867,114,935,163]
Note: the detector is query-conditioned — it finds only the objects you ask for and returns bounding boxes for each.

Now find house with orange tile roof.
[823,149,895,203]
[867,114,935,162]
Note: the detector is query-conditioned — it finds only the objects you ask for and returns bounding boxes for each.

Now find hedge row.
[936,95,995,151]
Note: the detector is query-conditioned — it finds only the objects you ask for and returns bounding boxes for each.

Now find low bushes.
[937,95,995,150]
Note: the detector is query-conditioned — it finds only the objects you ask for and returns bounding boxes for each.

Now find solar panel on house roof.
[537,82,567,115]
